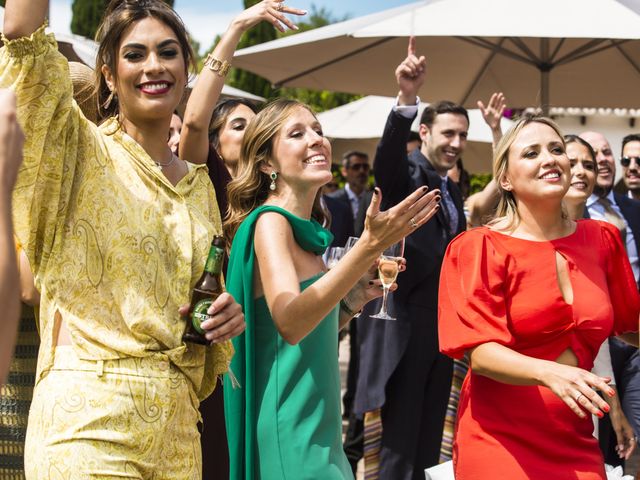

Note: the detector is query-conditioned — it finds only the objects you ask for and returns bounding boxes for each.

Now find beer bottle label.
[204,246,224,275]
[191,298,213,334]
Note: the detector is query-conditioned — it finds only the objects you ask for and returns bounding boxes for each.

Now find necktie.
[441,178,459,236]
[598,197,627,245]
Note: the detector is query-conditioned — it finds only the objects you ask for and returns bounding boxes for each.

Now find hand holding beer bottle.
[181,235,245,345]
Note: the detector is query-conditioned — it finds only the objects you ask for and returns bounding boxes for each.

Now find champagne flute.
[370,238,405,320]
[344,236,359,253]
[326,247,345,269]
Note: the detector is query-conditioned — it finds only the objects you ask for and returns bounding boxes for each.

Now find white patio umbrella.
[233,0,640,110]
[317,95,513,173]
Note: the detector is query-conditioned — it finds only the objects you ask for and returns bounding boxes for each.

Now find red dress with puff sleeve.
[438,220,639,480]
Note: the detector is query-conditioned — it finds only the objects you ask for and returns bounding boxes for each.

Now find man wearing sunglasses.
[621,134,640,202]
[582,130,640,469]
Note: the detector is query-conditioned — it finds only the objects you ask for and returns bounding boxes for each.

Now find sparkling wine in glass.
[370,238,405,320]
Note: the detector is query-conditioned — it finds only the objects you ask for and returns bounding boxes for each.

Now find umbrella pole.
[541,69,549,116]
[540,38,550,115]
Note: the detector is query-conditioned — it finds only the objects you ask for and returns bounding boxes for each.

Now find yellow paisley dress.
[0,26,233,479]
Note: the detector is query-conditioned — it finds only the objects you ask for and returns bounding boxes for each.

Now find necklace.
[155,153,177,170]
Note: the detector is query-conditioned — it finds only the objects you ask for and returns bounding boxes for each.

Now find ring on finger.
[574,392,584,402]
[409,217,419,228]
[276,2,285,11]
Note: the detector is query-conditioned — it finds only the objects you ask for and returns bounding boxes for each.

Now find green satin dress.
[224,205,353,480]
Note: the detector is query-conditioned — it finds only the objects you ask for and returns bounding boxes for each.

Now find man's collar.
[587,189,616,207]
[344,182,362,200]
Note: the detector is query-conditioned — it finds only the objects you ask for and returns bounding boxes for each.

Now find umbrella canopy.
[233,0,640,110]
[317,95,513,173]
[316,95,513,141]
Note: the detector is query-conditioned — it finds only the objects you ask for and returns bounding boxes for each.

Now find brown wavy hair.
[94,0,195,120]
[225,98,328,244]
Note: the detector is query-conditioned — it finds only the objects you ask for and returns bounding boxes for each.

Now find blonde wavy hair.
[490,114,566,231]
[224,98,328,243]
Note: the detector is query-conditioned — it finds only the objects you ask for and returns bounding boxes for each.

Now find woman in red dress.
[438,115,640,479]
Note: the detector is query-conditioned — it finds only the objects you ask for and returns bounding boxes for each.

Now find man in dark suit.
[582,131,640,467]
[324,151,370,474]
[354,38,467,480]
[326,151,370,247]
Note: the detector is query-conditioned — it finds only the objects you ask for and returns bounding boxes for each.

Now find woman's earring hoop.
[270,171,278,191]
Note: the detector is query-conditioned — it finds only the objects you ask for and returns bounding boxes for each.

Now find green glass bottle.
[182,235,225,345]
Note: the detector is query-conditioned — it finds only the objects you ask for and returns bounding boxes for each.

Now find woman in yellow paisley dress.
[1,0,246,478]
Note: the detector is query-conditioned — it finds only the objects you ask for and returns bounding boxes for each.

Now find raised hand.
[395,36,427,105]
[477,92,506,132]
[363,186,440,252]
[231,0,307,34]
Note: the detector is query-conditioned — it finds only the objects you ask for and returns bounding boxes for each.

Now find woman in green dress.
[223,98,441,479]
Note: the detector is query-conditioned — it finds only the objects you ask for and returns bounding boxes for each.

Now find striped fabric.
[0,304,39,480]
[439,357,469,463]
[363,408,382,479]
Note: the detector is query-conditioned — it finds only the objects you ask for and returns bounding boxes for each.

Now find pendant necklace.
[156,153,177,170]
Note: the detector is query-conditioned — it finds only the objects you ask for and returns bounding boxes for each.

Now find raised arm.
[466,93,507,226]
[477,92,506,149]
[3,0,48,40]
[0,90,24,382]
[374,37,426,204]
[180,0,305,164]
[256,187,439,344]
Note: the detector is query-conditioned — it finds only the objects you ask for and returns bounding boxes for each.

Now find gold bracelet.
[204,53,231,77]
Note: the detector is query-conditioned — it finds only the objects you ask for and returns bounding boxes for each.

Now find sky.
[49,0,416,53]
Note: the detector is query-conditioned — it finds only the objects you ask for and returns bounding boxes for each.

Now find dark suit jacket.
[615,192,640,266]
[325,189,355,248]
[354,110,466,414]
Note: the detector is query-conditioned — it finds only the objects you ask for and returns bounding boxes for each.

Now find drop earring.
[270,171,278,191]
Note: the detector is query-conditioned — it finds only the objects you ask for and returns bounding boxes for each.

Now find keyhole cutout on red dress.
[555,251,574,305]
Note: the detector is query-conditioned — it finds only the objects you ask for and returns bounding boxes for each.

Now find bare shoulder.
[254,211,295,252]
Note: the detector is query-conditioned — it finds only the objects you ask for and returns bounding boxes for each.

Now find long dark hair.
[94,0,195,119]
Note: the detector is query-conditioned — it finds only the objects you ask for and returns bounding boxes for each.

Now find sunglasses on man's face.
[621,156,640,168]
[349,163,370,172]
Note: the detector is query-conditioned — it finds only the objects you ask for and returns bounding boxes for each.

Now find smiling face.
[564,141,597,204]
[168,113,182,154]
[501,122,570,204]
[580,131,615,192]
[218,104,257,170]
[420,113,469,176]
[269,106,333,192]
[101,16,187,127]
[622,140,640,193]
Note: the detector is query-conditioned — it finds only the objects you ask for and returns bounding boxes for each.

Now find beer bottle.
[183,235,225,345]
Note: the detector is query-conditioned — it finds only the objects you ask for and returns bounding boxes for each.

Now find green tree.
[70,0,174,39]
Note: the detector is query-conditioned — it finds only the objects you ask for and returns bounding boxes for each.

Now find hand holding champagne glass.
[371,238,405,320]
